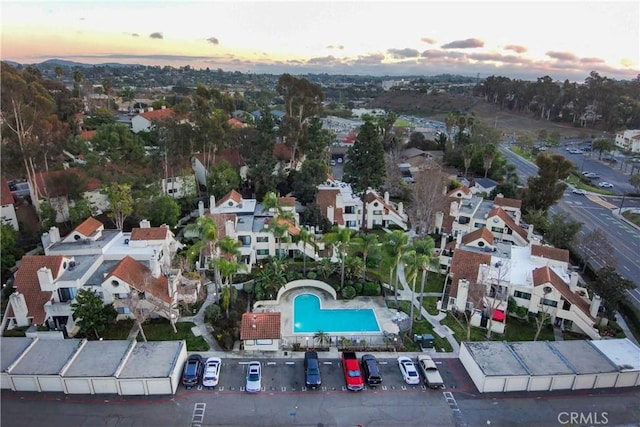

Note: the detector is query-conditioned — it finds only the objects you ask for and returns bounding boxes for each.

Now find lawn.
[101,319,135,340]
[622,210,640,227]
[128,320,209,351]
[392,300,453,352]
[405,271,445,294]
[440,313,555,343]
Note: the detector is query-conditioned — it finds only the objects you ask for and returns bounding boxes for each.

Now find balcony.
[44,300,73,317]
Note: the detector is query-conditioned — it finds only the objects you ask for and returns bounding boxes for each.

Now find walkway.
[178,281,223,351]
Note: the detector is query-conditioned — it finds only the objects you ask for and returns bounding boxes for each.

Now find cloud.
[149,32,163,39]
[306,55,339,65]
[580,57,605,64]
[420,37,437,45]
[546,51,578,61]
[441,38,484,49]
[126,32,140,38]
[504,44,527,54]
[206,37,219,45]
[326,45,344,50]
[387,48,420,59]
[421,50,465,59]
[468,52,526,64]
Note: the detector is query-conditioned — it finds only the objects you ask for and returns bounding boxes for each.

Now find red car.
[341,351,364,391]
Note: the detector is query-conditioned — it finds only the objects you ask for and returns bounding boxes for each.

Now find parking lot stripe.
[284,361,294,365]
[191,403,206,427]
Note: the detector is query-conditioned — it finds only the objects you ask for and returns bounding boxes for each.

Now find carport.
[588,338,640,387]
[6,338,83,392]
[61,340,135,394]
[548,341,619,389]
[1,337,35,389]
[116,341,187,395]
[508,341,575,391]
[459,341,531,393]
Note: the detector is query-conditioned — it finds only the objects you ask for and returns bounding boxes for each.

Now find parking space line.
[322,361,333,365]
[267,362,277,366]
[284,361,295,365]
[191,403,206,427]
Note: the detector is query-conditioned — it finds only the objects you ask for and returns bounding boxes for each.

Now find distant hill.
[4,59,141,68]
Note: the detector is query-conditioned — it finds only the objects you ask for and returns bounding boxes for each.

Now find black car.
[304,351,322,389]
[361,354,382,386]
[182,354,204,388]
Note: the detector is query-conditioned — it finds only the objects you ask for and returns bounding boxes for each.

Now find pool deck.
[255,286,399,348]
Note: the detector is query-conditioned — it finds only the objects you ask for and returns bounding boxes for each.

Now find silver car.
[245,361,261,393]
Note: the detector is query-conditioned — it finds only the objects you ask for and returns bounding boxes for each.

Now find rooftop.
[9,339,83,375]
[548,341,618,374]
[508,341,575,375]
[462,341,529,376]
[63,340,134,377]
[0,337,35,372]
[588,338,640,372]
[118,341,185,378]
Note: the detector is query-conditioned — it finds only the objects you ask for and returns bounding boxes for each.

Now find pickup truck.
[416,354,444,389]
[341,351,364,391]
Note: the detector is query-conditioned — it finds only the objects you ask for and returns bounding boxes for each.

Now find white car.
[397,356,421,385]
[572,189,587,195]
[245,361,262,393]
[202,357,221,388]
[598,182,614,188]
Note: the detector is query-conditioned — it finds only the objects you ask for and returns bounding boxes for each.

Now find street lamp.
[306,336,309,349]
[393,336,398,352]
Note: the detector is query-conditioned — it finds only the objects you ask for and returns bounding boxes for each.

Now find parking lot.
[183,357,474,394]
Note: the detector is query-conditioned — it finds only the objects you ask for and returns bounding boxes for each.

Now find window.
[58,287,78,302]
[477,241,485,247]
[514,290,531,300]
[373,210,383,215]
[458,216,470,224]
[542,298,558,307]
[474,222,484,228]
[238,235,251,246]
[116,293,129,299]
[168,188,177,194]
[256,249,269,256]
[346,220,357,228]
[344,206,355,214]
[111,280,120,287]
[491,227,504,233]
[117,307,131,315]
[256,236,269,243]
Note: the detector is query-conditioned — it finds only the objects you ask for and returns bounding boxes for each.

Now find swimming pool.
[293,293,381,333]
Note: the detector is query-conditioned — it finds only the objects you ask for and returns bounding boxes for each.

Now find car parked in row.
[397,356,421,385]
[245,361,262,393]
[202,357,221,388]
[182,354,204,389]
[304,351,322,389]
[361,354,382,387]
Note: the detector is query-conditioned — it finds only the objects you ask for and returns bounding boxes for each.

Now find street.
[499,146,640,307]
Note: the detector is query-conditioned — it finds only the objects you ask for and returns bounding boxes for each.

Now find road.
[2,357,640,426]
[499,146,640,307]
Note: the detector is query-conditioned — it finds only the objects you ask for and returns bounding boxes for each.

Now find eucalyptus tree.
[322,226,354,290]
[461,144,476,178]
[482,143,497,178]
[382,230,409,308]
[343,120,386,230]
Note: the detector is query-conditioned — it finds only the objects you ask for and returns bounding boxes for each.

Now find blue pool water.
[293,293,381,333]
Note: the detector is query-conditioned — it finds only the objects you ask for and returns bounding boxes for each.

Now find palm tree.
[220,283,238,319]
[120,87,135,112]
[323,226,354,290]
[185,216,219,289]
[403,250,425,335]
[293,227,317,275]
[462,144,475,178]
[344,256,365,282]
[411,237,436,311]
[482,143,497,178]
[352,232,380,282]
[314,330,330,348]
[382,230,409,308]
[317,258,337,281]
[268,219,291,258]
[218,236,242,259]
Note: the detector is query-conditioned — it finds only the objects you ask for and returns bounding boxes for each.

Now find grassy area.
[390,300,453,352]
[509,146,536,162]
[622,210,640,227]
[101,319,135,340]
[127,320,210,351]
[405,271,445,294]
[441,314,487,342]
[440,313,555,343]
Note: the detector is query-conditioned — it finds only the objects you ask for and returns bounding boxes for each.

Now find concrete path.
[615,313,640,346]
[178,281,223,351]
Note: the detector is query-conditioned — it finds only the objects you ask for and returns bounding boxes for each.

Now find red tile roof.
[139,108,173,121]
[273,143,292,160]
[315,188,343,225]
[493,195,522,209]
[461,227,494,245]
[34,168,102,197]
[531,245,570,263]
[130,227,170,241]
[447,185,472,198]
[79,130,97,141]
[203,213,236,244]
[227,118,246,128]
[218,190,243,206]
[13,255,65,324]
[217,148,245,167]
[448,249,491,298]
[365,192,398,215]
[279,197,296,207]
[107,256,171,303]
[266,217,300,236]
[74,217,104,237]
[1,177,15,205]
[241,312,281,340]
[532,266,593,320]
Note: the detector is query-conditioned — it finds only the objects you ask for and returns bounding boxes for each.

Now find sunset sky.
[2,1,638,81]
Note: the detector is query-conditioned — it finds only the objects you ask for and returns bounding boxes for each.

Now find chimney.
[209,195,216,214]
[147,107,153,112]
[139,219,151,228]
[49,226,61,244]
[198,200,204,217]
[569,272,579,292]
[161,105,166,110]
[398,202,404,216]
[9,293,30,327]
[384,191,390,204]
[455,279,469,312]
[149,258,161,277]
[37,267,55,291]
[590,294,601,318]
[455,232,463,246]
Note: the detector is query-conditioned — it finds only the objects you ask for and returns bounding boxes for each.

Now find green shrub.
[342,286,356,299]
[306,271,317,280]
[362,282,381,296]
[353,282,363,295]
[204,304,222,323]
[515,306,528,318]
